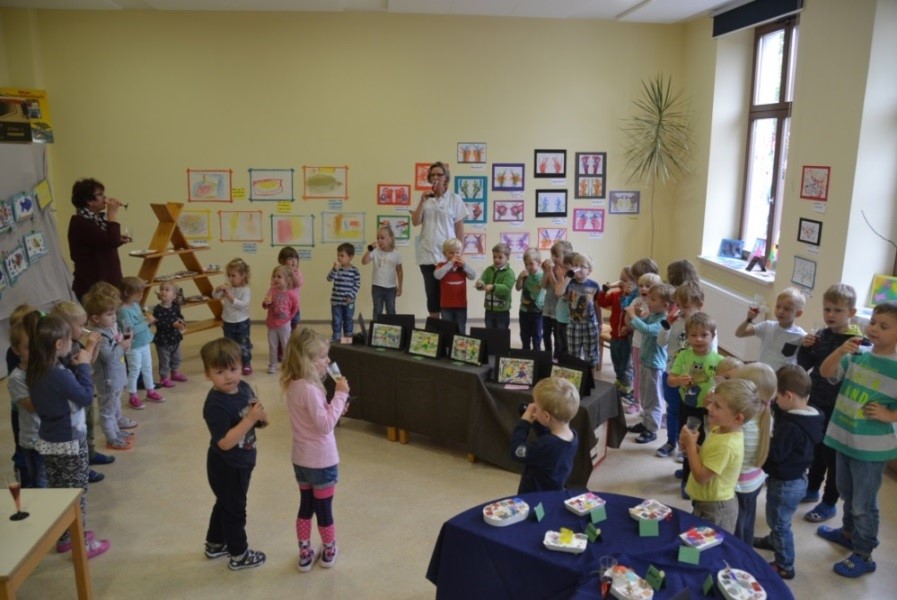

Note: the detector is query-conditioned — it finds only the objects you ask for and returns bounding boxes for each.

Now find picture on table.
[535,190,567,218]
[534,149,566,178]
[497,357,535,386]
[408,329,441,358]
[450,335,483,365]
[493,200,525,222]
[370,323,403,350]
[551,365,583,391]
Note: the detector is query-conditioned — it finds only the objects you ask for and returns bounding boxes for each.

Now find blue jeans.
[735,486,762,546]
[292,464,339,490]
[519,312,543,350]
[372,285,397,318]
[765,476,807,569]
[836,451,886,557]
[484,310,510,330]
[662,372,680,446]
[331,303,355,340]
[23,448,47,488]
[223,319,252,366]
[290,310,301,331]
[609,337,633,387]
[440,307,467,336]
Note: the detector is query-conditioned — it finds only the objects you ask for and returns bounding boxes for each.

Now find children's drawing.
[464,200,487,225]
[371,323,403,349]
[24,231,48,263]
[271,214,314,247]
[376,184,411,206]
[492,163,525,192]
[575,152,606,176]
[608,191,640,214]
[249,168,294,201]
[322,211,364,243]
[450,335,483,365]
[457,143,487,164]
[178,210,211,240]
[497,357,535,385]
[455,176,487,201]
[4,244,28,284]
[415,162,434,191]
[534,149,566,178]
[572,209,605,233]
[12,192,35,221]
[575,176,605,199]
[188,169,232,202]
[551,365,583,390]
[535,190,567,218]
[463,233,486,255]
[303,166,348,200]
[500,232,530,254]
[537,228,567,251]
[493,200,525,222]
[799,165,830,201]
[870,274,897,306]
[376,214,411,241]
[218,210,263,242]
[408,329,440,358]
[791,256,816,289]
[718,238,745,259]
[0,200,14,233]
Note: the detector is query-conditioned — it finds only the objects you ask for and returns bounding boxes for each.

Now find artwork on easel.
[178,210,212,240]
[4,244,28,284]
[0,200,15,233]
[303,166,348,200]
[218,210,263,242]
[24,231,48,263]
[12,192,35,221]
[537,228,567,251]
[249,168,295,201]
[376,214,411,241]
[188,169,232,202]
[270,214,314,247]
[321,212,364,243]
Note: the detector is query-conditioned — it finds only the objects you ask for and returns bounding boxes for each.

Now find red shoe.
[158,378,175,388]
[171,372,188,382]
[128,393,145,410]
[86,538,110,559]
[146,389,165,403]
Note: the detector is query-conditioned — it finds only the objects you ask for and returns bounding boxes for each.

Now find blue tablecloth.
[427,490,794,600]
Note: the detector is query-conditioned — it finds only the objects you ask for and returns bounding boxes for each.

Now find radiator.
[701,281,761,362]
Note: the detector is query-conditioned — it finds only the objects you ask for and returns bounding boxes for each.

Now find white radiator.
[701,281,761,362]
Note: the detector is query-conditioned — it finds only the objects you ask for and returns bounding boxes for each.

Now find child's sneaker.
[171,371,188,382]
[675,451,685,463]
[804,502,837,523]
[319,543,338,569]
[768,561,795,580]
[242,365,253,376]
[833,553,876,578]
[57,531,95,553]
[297,544,318,572]
[204,541,229,559]
[228,549,266,571]
[158,378,175,388]
[118,417,139,429]
[267,364,278,374]
[119,429,134,438]
[146,389,165,403]
[86,538,110,559]
[624,403,641,415]
[128,393,145,410]
[655,442,675,458]
[105,438,132,451]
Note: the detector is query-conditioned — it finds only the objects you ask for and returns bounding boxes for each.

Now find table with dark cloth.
[426,490,794,600]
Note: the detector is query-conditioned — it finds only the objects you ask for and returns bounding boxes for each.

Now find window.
[740,18,799,259]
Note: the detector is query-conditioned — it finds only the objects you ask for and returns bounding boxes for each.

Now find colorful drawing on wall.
[500,231,530,254]
[11,192,34,221]
[413,162,449,191]
[270,214,314,247]
[575,176,605,199]
[4,244,28,284]
[218,210,263,242]
[457,143,487,164]
[376,214,411,241]
[322,211,364,243]
[249,168,294,201]
[303,166,348,200]
[534,149,566,178]
[791,256,816,289]
[178,210,211,241]
[497,357,535,385]
[572,208,605,232]
[0,200,14,233]
[464,200,486,224]
[870,274,897,306]
[491,163,525,192]
[608,191,640,214]
[463,233,486,255]
[575,152,606,176]
[493,200,525,222]
[376,184,411,206]
[455,176,487,201]
[799,165,830,201]
[408,329,440,358]
[188,169,232,202]
[537,228,567,251]
[535,190,567,218]
[23,231,48,263]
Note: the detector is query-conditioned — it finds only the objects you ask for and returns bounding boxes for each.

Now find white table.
[0,488,92,599]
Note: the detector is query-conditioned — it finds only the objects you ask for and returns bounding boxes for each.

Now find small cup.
[686,416,702,432]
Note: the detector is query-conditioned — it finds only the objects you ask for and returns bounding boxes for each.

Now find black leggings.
[419,264,441,315]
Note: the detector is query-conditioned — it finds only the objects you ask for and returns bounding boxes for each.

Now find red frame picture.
[799,165,830,201]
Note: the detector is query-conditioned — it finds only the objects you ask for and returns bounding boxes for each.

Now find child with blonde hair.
[278,246,305,330]
[554,253,601,367]
[153,281,187,388]
[214,258,253,375]
[262,265,298,374]
[627,272,663,414]
[516,248,545,350]
[7,321,46,487]
[434,237,476,334]
[541,241,573,358]
[475,243,515,329]
[362,225,403,318]
[735,287,806,371]
[118,277,164,410]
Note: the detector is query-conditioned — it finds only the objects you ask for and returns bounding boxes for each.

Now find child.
[731,362,774,546]
[434,238,476,335]
[326,243,361,342]
[6,303,35,486]
[816,301,897,578]
[541,240,573,358]
[516,248,545,350]
[214,258,253,376]
[200,338,267,571]
[628,272,663,413]
[796,283,859,523]
[510,376,580,493]
[153,281,187,388]
[555,253,600,367]
[361,225,403,319]
[118,277,164,409]
[735,287,806,371]
[26,312,110,558]
[262,265,298,374]
[84,292,135,451]
[280,328,350,571]
[680,378,757,533]
[475,243,515,329]
[666,259,700,287]
[7,321,47,487]
[625,282,676,444]
[596,266,635,400]
[278,246,305,331]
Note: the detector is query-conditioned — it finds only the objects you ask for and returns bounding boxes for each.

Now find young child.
[625,282,676,444]
[262,265,298,374]
[200,338,267,571]
[516,248,545,350]
[153,281,187,388]
[278,246,305,331]
[666,259,700,287]
[434,238,476,335]
[84,292,135,451]
[680,378,757,533]
[510,376,580,493]
[326,243,361,342]
[26,312,110,558]
[361,225,403,318]
[7,303,35,486]
[118,277,164,409]
[7,321,47,487]
[735,287,806,371]
[280,328,350,571]
[796,283,859,523]
[816,301,897,578]
[555,253,600,367]
[627,272,663,414]
[596,266,635,400]
[214,258,253,376]
[475,243,515,329]
[541,240,573,358]
[753,365,823,579]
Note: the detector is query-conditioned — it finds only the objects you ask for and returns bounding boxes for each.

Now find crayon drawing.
[537,228,567,251]
[178,210,211,240]
[4,244,28,284]
[500,231,530,254]
[188,169,232,202]
[408,329,440,358]
[376,214,411,241]
[551,365,583,390]
[497,357,535,385]
[12,192,35,221]
[376,184,411,206]
[572,209,605,233]
[463,233,486,255]
[0,200,14,233]
[322,211,365,243]
[24,231,48,263]
[218,210,263,242]
[270,214,314,247]
[303,166,348,200]
[249,168,294,201]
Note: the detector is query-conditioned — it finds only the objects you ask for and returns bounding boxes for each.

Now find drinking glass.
[3,470,29,521]
[686,416,702,432]
[598,555,617,598]
[248,385,268,428]
[326,362,343,382]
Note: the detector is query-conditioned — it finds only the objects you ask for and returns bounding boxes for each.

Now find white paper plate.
[564,492,606,516]
[128,249,153,256]
[608,566,654,600]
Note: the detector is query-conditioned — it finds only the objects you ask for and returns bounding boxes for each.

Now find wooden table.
[0,488,92,600]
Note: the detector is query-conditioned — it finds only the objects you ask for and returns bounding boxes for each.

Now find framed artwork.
[500,231,530,254]
[455,176,487,201]
[11,192,35,221]
[799,166,830,201]
[457,143,487,164]
[408,329,441,358]
[218,210,263,242]
[23,231,48,262]
[376,214,411,241]
[534,149,566,178]
[462,233,486,255]
[414,162,438,191]
[572,208,605,233]
[535,189,567,218]
[797,217,822,246]
[370,322,403,350]
[792,256,817,289]
[187,169,232,202]
[321,211,364,243]
[718,238,745,259]
[248,168,294,201]
[303,166,348,200]
[551,365,584,392]
[464,200,487,225]
[493,200,525,222]
[608,191,640,214]
[575,176,605,199]
[178,210,212,241]
[0,200,14,233]
[376,184,411,206]
[4,244,28,284]
[870,274,897,306]
[270,214,314,247]
[497,357,535,385]
[537,227,567,251]
[450,335,484,365]
[575,152,606,176]
[491,163,525,192]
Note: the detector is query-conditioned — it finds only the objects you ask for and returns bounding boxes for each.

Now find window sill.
[697,255,776,286]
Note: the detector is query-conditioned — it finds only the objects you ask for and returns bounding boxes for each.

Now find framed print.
[414,162,437,191]
[24,231,48,262]
[248,168,294,201]
[551,365,584,394]
[718,238,745,259]
[303,166,348,200]
[534,149,567,178]
[218,210,263,242]
[370,322,403,350]
[11,192,35,221]
[450,334,484,365]
[188,169,232,202]
[463,232,486,255]
[537,227,567,251]
[491,163,525,192]
[608,191,640,214]
[870,274,897,306]
[457,142,487,164]
[575,152,606,176]
[535,189,567,218]
[797,217,822,246]
[321,211,364,243]
[500,232,530,254]
[496,357,535,385]
[0,200,15,233]
[792,256,817,289]
[407,329,441,358]
[376,184,411,206]
[270,214,314,247]
[456,176,488,224]
[493,200,525,222]
[4,244,28,284]
[463,200,487,224]
[178,210,212,241]
[799,166,830,201]
[575,176,605,199]
[572,208,605,233]
[376,214,411,241]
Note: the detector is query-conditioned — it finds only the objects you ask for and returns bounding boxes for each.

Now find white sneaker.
[297,545,318,572]
[319,544,338,568]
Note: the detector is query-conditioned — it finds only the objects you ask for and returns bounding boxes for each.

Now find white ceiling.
[0,0,750,24]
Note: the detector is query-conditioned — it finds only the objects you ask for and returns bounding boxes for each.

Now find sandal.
[817,525,853,550]
[804,502,837,523]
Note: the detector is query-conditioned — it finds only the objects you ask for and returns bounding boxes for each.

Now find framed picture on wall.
[248,168,294,201]
[575,176,605,199]
[572,208,604,233]
[376,214,411,241]
[608,191,640,214]
[535,189,567,218]
[534,149,566,178]
[797,217,822,246]
[457,143,487,164]
[463,232,486,255]
[792,256,817,289]
[574,152,605,176]
[491,163,525,192]
[188,169,232,202]
[537,227,566,250]
[799,165,830,201]
[376,184,411,206]
[493,200,525,222]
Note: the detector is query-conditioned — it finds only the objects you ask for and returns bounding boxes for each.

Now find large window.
[740,18,799,258]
